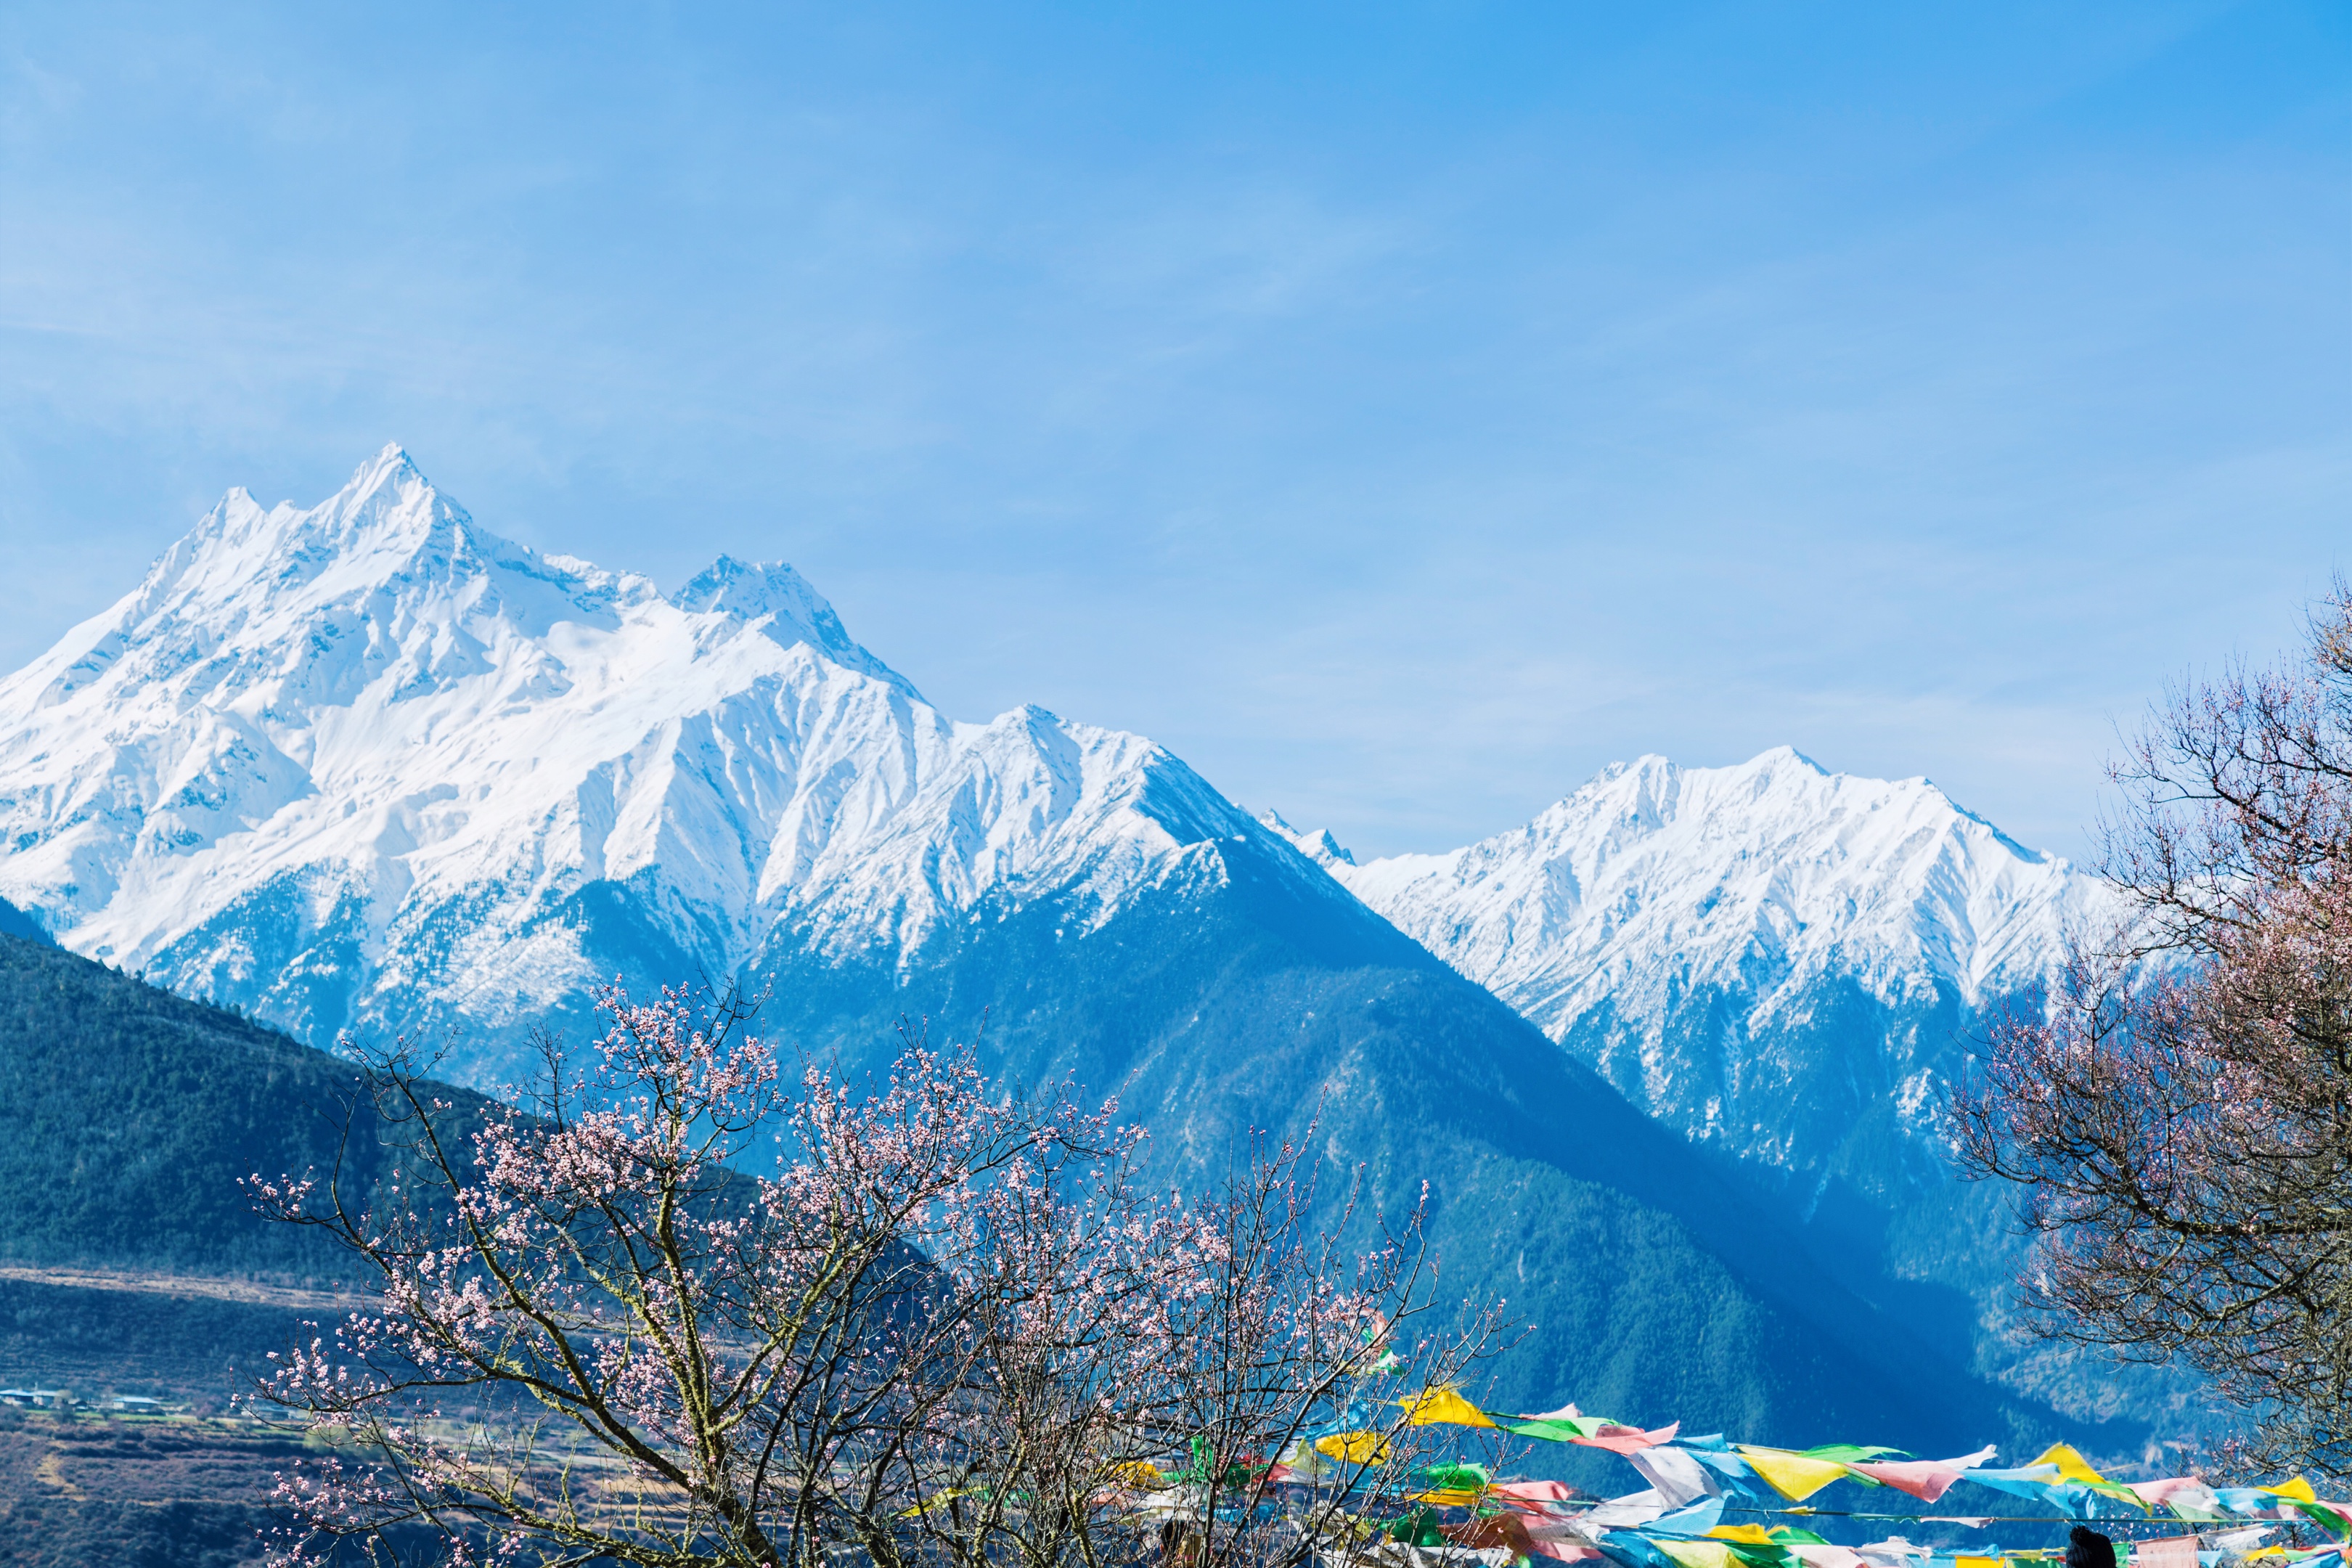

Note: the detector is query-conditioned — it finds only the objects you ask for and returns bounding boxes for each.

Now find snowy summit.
[0,445,2095,1157]
[1267,748,2107,1166]
[1286,748,2104,1029]
[0,447,1297,1051]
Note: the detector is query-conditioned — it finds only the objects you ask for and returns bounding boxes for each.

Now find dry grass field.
[0,1411,310,1567]
[0,1267,345,1564]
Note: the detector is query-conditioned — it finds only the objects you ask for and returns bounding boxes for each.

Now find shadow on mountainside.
[743,836,2138,1460]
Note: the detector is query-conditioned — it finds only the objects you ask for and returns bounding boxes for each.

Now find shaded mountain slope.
[0,450,2144,1454]
[0,921,2058,1447]
[746,841,2098,1453]
[0,935,441,1564]
[0,897,46,947]
[1268,754,2184,1427]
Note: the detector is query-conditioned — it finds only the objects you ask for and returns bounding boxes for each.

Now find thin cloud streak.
[0,0,2344,863]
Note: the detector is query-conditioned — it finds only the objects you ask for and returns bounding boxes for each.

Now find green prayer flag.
[1421,1462,1493,1490]
[1508,1417,1612,1442]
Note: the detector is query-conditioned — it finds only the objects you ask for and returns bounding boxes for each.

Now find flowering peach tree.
[1953,587,2352,1477]
[248,984,1508,1567]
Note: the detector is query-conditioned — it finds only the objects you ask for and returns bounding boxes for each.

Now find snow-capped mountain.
[1265,756,2177,1423]
[0,445,1322,1054]
[1269,749,2110,1169]
[0,448,2152,1446]
[1304,748,2094,1023]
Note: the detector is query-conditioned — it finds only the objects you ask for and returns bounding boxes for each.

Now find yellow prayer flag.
[2030,1445,2111,1487]
[1708,1525,1777,1543]
[1400,1386,1498,1429]
[2262,1477,2317,1503]
[1957,1556,2001,1568]
[1736,1445,1853,1502]
[2030,1443,2149,1510]
[1314,1431,1392,1466]
[1659,1542,1740,1568]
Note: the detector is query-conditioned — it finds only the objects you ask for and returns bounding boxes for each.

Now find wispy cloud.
[0,0,2343,862]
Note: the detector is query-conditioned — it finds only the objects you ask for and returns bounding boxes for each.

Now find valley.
[0,450,2210,1557]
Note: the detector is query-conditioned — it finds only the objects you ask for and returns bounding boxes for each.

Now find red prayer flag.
[1572,1421,1681,1455]
[1846,1459,1964,1502]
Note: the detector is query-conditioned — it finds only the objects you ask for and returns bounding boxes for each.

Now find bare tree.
[249,983,1511,1567]
[1951,587,2352,1477]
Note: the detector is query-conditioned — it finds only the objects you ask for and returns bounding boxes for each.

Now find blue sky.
[2,1,2345,861]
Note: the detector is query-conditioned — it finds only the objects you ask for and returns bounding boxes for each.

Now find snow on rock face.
[1321,749,2102,1025]
[1254,808,1355,867]
[670,554,923,701]
[1275,749,2112,1167]
[0,446,1267,1055]
[1279,758,2168,1418]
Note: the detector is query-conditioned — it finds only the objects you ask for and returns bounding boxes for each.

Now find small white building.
[0,1388,71,1408]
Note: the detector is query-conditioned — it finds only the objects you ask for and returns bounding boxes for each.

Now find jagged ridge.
[1262,756,2181,1426]
[1267,749,2110,1159]
[0,446,1327,1058]
[0,449,2161,1447]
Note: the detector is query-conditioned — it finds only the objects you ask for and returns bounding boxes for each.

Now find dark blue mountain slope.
[743,836,2115,1455]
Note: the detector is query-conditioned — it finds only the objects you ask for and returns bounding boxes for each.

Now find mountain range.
[1262,755,2168,1424]
[0,444,1303,1061]
[0,447,2170,1453]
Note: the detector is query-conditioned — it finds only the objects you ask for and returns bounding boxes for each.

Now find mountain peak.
[671,553,809,615]
[0,448,1244,1040]
[1334,748,2102,1026]
[353,438,425,491]
[1255,809,1357,867]
[1748,743,1827,775]
[150,441,507,607]
[672,555,920,701]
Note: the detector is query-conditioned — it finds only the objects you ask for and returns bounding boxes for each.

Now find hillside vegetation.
[0,931,478,1281]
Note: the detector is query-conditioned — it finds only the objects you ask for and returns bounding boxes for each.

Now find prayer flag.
[1738,1447,1853,1502]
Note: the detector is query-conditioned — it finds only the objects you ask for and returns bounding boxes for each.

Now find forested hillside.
[0,932,478,1563]
[0,931,478,1281]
